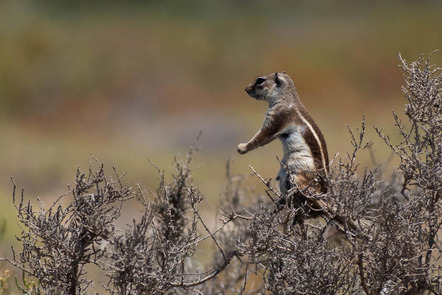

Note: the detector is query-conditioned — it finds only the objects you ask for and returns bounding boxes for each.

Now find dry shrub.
[2,53,440,294]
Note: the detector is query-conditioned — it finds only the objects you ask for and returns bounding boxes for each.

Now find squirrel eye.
[255,78,266,85]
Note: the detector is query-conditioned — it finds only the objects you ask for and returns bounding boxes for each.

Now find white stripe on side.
[292,104,328,177]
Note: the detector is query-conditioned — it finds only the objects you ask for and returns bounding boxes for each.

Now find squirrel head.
[245,72,295,104]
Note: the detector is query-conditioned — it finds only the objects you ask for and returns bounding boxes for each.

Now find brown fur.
[237,72,329,195]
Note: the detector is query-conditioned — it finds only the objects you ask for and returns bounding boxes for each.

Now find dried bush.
[7,162,134,294]
[1,52,441,294]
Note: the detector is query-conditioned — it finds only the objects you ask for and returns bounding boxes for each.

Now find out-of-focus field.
[0,0,441,288]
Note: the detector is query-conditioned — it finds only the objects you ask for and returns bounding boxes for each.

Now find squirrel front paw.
[237,143,248,154]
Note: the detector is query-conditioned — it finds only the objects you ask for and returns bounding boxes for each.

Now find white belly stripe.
[292,104,328,177]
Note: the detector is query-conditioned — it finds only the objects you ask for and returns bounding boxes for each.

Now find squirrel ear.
[275,72,282,87]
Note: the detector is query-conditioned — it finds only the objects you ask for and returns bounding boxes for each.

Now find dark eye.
[255,78,266,85]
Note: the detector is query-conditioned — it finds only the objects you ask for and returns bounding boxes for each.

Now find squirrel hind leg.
[277,168,289,196]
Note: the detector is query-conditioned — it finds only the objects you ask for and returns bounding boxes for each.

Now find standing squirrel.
[237,75,370,238]
[237,72,329,198]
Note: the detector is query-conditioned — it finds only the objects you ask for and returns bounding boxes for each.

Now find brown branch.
[171,250,237,288]
[358,253,371,295]
[248,165,281,201]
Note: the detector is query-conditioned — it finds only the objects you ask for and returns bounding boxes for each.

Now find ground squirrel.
[237,74,370,237]
[237,72,329,198]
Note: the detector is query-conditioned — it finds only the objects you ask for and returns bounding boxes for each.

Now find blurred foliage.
[0,269,10,294]
[1,0,441,119]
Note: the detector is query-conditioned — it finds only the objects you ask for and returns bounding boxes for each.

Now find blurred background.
[0,0,441,289]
